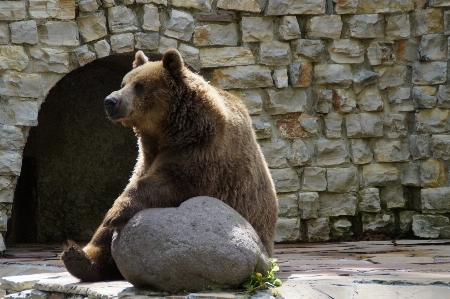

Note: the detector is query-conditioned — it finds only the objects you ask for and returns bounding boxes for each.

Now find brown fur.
[61,49,278,281]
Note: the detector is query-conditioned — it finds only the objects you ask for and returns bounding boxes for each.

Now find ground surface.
[0,240,449,298]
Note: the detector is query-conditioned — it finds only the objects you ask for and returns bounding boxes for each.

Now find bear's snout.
[104,96,118,115]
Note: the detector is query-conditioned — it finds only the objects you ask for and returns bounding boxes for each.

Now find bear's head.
[104,49,185,131]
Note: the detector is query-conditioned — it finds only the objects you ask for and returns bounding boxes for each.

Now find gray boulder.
[111,196,270,292]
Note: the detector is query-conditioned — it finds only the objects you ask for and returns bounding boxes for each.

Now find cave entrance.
[6,53,162,244]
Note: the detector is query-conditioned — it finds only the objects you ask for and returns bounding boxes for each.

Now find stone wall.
[1,0,450,249]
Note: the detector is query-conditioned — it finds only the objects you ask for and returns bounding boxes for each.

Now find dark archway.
[6,53,162,244]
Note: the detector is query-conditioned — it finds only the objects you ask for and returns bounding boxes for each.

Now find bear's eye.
[134,82,144,92]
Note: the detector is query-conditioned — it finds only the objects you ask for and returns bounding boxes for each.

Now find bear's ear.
[133,51,149,69]
[162,48,184,76]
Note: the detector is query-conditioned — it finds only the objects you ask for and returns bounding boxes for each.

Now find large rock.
[112,196,270,292]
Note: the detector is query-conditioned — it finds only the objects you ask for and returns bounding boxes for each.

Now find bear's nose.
[104,97,118,114]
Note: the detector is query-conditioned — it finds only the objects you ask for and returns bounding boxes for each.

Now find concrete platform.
[1,240,450,298]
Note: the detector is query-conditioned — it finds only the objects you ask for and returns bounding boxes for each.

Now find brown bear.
[61,49,278,282]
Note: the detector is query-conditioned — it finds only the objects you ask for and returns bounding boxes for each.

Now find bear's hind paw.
[61,245,101,281]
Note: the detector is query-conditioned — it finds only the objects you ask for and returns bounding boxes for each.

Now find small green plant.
[243,258,282,293]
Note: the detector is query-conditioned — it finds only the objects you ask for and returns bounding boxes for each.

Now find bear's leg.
[61,226,123,281]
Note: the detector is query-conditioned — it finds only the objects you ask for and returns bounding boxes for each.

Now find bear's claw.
[61,245,101,281]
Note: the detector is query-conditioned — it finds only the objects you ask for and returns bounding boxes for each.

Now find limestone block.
[418,34,447,61]
[384,114,407,138]
[217,0,260,12]
[165,10,194,42]
[211,66,273,89]
[332,218,353,239]
[421,187,450,213]
[329,39,364,64]
[228,90,262,115]
[376,65,407,90]
[260,139,288,169]
[415,108,450,133]
[137,0,166,4]
[287,139,312,167]
[350,139,373,165]
[29,47,69,73]
[0,150,22,175]
[446,11,450,35]
[362,213,395,233]
[178,44,199,71]
[0,176,15,203]
[73,45,96,67]
[401,162,421,186]
[279,16,301,40]
[269,168,300,193]
[348,14,385,38]
[135,33,158,51]
[0,210,7,231]
[278,193,299,218]
[252,118,271,139]
[102,0,116,7]
[94,39,111,58]
[299,115,320,137]
[358,188,381,212]
[353,69,377,94]
[396,38,420,62]
[412,8,444,36]
[193,24,239,46]
[293,41,324,64]
[302,167,327,192]
[367,41,395,65]
[0,72,41,98]
[173,0,213,11]
[412,61,447,85]
[299,192,319,219]
[10,21,38,45]
[431,0,450,6]
[265,0,325,15]
[387,87,414,112]
[78,0,98,12]
[39,21,79,46]
[0,46,28,71]
[260,41,290,66]
[399,211,418,234]
[345,113,383,138]
[362,163,399,186]
[437,85,450,108]
[357,85,384,112]
[315,89,333,114]
[274,113,318,138]
[358,0,414,13]
[327,167,359,193]
[108,6,138,33]
[333,0,358,14]
[316,140,350,167]
[318,193,357,217]
[200,47,253,68]
[158,37,178,53]
[307,218,330,242]
[0,125,24,150]
[386,14,411,39]
[242,17,273,42]
[272,69,288,88]
[265,87,307,115]
[29,0,75,19]
[413,214,449,238]
[374,139,411,163]
[110,33,135,53]
[0,1,26,20]
[413,86,437,108]
[0,24,10,44]
[410,134,431,160]
[420,159,446,187]
[275,218,300,242]
[142,5,160,32]
[288,62,312,88]
[307,15,342,39]
[380,186,406,209]
[314,64,352,88]
[324,113,342,139]
[77,12,107,43]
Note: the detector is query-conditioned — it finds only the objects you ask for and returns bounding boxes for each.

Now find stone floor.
[1,240,450,298]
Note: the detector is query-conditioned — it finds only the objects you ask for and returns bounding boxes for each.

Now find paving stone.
[94,39,111,58]
[367,41,395,65]
[314,64,353,88]
[307,218,330,242]
[401,162,421,186]
[315,88,333,114]
[29,47,69,73]
[142,4,160,32]
[292,39,325,62]
[278,193,299,218]
[332,89,356,113]
[362,163,399,186]
[307,15,342,39]
[412,8,444,36]
[278,16,301,40]
[110,33,134,53]
[323,113,342,139]
[251,117,271,140]
[302,167,327,192]
[357,0,414,13]
[29,0,75,19]
[412,61,447,85]
[412,214,449,238]
[193,24,239,46]
[346,113,383,138]
[318,193,357,217]
[327,167,359,193]
[415,108,450,133]
[272,69,288,88]
[211,65,273,89]
[350,139,373,164]
[228,90,262,115]
[421,187,450,213]
[269,168,300,193]
[260,41,290,66]
[362,212,395,233]
[357,85,384,112]
[380,186,406,209]
[399,210,419,234]
[437,85,450,108]
[108,6,138,33]
[265,87,307,115]
[376,65,407,90]
[413,85,438,108]
[386,13,411,39]
[200,47,253,68]
[299,192,319,219]
[165,10,194,42]
[420,159,446,187]
[348,14,385,38]
[431,135,450,160]
[217,0,260,12]
[173,0,213,11]
[387,87,414,112]
[77,11,107,43]
[265,0,325,15]
[242,17,273,42]
[0,1,26,20]
[39,21,79,46]
[329,39,364,64]
[374,139,411,163]
[135,32,159,51]
[358,188,381,213]
[287,139,312,167]
[10,20,38,45]
[260,139,288,169]
[288,62,312,87]
[0,46,29,71]
[275,218,300,242]
[178,43,199,71]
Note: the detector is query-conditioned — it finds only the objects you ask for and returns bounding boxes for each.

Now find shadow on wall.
[6,53,161,244]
